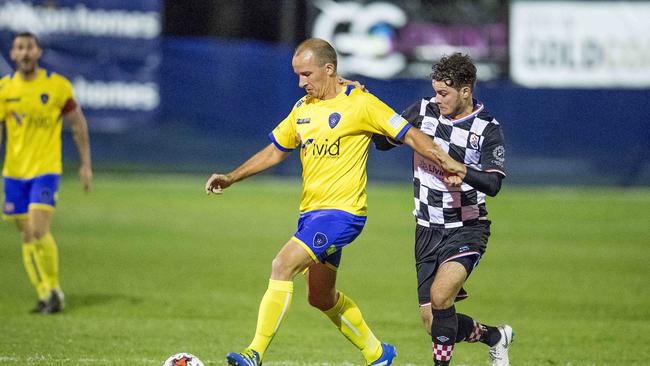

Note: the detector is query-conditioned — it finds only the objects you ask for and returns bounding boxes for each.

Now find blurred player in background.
[373,53,513,365]
[0,32,92,314]
[205,38,460,366]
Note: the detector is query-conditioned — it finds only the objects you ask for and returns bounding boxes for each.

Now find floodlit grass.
[0,174,648,365]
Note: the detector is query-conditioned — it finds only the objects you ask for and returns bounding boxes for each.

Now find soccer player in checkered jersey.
[0,32,92,314]
[373,53,513,365]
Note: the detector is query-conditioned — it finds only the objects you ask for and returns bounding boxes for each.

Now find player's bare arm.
[401,127,467,175]
[205,143,289,194]
[65,107,93,193]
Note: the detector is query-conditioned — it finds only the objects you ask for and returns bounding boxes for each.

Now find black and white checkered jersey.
[401,97,506,228]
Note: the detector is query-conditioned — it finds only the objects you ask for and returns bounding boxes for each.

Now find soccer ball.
[163,353,204,366]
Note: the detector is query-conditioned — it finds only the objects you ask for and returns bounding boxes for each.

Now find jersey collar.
[440,99,484,125]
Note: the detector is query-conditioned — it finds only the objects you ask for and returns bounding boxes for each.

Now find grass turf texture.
[0,174,648,365]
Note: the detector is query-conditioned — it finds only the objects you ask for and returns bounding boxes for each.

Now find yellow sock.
[248,279,294,360]
[38,233,61,292]
[22,241,51,300]
[323,291,382,363]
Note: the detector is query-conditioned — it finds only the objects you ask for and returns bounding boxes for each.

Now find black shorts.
[415,220,491,305]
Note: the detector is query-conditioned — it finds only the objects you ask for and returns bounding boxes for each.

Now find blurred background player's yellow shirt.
[0,69,75,179]
[271,86,410,216]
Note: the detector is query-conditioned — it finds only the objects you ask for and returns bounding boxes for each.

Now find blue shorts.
[292,209,367,269]
[2,174,60,219]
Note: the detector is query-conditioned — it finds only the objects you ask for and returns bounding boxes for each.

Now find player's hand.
[205,173,233,195]
[337,76,367,92]
[79,164,93,193]
[443,172,463,187]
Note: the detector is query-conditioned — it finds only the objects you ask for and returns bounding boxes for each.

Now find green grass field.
[1,174,648,365]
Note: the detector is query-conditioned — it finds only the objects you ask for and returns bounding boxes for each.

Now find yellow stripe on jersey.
[270,85,410,216]
[0,69,74,179]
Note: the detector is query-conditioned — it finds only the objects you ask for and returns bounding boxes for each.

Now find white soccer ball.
[163,353,205,366]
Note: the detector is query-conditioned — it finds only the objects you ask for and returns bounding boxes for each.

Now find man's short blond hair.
[294,38,337,70]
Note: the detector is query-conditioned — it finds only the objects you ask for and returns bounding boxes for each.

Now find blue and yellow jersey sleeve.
[357,89,411,140]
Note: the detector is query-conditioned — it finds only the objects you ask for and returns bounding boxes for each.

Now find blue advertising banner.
[0,0,161,132]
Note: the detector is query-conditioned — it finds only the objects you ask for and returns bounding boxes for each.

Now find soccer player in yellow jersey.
[205,38,457,366]
[0,32,92,314]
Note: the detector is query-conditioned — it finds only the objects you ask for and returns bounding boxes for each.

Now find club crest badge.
[313,232,328,248]
[328,112,341,129]
[40,93,49,105]
[40,188,53,202]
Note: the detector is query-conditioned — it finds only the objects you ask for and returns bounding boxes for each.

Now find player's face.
[10,36,42,74]
[432,80,471,119]
[292,51,333,99]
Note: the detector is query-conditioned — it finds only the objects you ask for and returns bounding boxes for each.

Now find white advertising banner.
[510,1,650,88]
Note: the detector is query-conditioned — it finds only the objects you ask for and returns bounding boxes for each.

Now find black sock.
[481,325,502,347]
[456,313,501,347]
[456,313,478,342]
[431,306,457,365]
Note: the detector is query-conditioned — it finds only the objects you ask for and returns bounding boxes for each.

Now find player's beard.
[446,99,473,120]
[18,59,37,75]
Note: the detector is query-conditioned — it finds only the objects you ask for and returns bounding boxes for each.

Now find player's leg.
[425,222,512,365]
[28,174,63,313]
[3,176,51,312]
[16,216,52,310]
[228,238,313,366]
[303,208,394,366]
[307,262,391,365]
[28,207,64,313]
[429,260,467,366]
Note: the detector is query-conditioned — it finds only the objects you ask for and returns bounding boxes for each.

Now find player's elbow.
[485,186,500,197]
[484,180,503,197]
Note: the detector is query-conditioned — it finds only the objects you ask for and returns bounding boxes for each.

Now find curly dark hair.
[430,53,477,90]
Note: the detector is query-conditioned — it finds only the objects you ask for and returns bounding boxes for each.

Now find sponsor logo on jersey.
[297,118,311,124]
[312,138,340,157]
[300,136,341,158]
[300,137,314,155]
[328,112,341,128]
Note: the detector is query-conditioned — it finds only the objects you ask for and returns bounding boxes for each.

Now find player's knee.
[31,228,48,241]
[430,292,454,310]
[271,256,297,280]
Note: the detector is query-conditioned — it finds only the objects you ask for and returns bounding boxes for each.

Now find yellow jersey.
[0,69,76,179]
[270,85,411,216]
